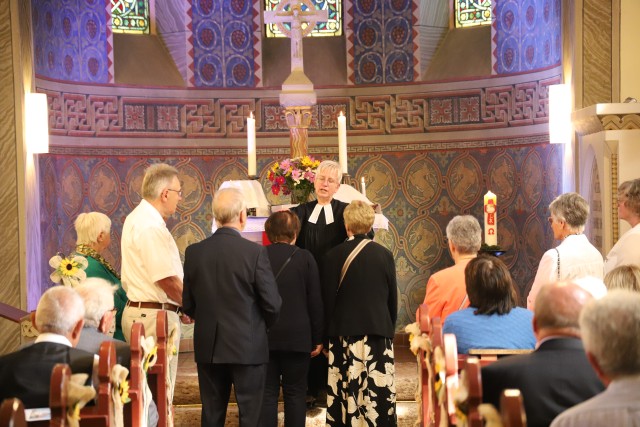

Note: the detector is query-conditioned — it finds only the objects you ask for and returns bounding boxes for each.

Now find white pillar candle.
[338,111,348,174]
[484,191,498,246]
[361,176,366,197]
[247,111,256,176]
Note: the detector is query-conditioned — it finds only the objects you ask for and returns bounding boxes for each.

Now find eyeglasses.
[167,189,182,197]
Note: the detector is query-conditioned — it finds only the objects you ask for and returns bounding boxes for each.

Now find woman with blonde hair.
[604,178,640,274]
[604,264,640,292]
[74,212,128,340]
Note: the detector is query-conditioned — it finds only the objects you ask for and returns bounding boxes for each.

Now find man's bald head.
[534,281,594,338]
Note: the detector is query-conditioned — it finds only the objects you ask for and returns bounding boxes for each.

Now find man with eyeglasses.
[120,162,188,404]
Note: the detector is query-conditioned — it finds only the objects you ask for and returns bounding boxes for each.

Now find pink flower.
[304,170,315,182]
[291,169,302,181]
[280,159,292,171]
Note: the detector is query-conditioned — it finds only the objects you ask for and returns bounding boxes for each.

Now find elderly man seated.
[0,286,95,408]
[551,290,640,426]
[482,281,604,427]
[76,278,131,366]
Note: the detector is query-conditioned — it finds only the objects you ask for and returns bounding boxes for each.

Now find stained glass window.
[265,0,342,38]
[455,0,492,28]
[111,0,150,34]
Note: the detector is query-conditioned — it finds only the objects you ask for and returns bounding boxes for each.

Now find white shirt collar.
[308,203,334,225]
[35,332,72,347]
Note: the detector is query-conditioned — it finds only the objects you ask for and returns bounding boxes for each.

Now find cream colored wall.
[620,0,640,101]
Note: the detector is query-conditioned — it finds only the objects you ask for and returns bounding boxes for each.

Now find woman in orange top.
[423,215,482,322]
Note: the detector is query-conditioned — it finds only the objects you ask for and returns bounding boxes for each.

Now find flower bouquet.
[49,253,88,288]
[268,156,320,204]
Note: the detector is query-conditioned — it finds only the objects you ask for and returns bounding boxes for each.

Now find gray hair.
[75,212,111,245]
[446,215,482,255]
[76,278,117,329]
[618,179,640,217]
[35,286,85,335]
[534,281,593,333]
[549,192,589,232]
[316,160,342,184]
[213,188,246,226]
[580,289,640,378]
[141,163,179,200]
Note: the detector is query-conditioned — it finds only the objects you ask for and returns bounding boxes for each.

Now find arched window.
[455,0,492,28]
[265,0,342,38]
[111,0,151,34]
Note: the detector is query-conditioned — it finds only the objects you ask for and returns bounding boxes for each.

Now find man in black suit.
[183,187,282,427]
[0,286,95,408]
[482,281,605,427]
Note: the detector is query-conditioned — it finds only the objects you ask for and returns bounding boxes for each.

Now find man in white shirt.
[551,290,640,427]
[121,163,188,403]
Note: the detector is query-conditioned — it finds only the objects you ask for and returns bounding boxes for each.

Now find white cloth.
[604,223,640,275]
[308,203,334,224]
[121,199,183,305]
[35,332,73,347]
[550,375,640,427]
[527,234,604,310]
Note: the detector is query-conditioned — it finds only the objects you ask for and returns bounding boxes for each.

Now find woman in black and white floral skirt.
[321,200,398,426]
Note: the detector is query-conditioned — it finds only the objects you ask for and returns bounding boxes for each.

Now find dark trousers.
[197,363,267,427]
[260,351,310,427]
[307,352,327,397]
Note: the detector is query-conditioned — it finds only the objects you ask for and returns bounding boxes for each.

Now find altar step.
[173,344,419,426]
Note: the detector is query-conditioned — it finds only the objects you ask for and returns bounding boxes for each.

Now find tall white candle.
[247,111,256,177]
[483,191,498,246]
[361,176,366,197]
[338,111,348,174]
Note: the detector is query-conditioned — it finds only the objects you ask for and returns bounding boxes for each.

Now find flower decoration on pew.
[268,156,320,204]
[405,322,431,355]
[49,253,88,288]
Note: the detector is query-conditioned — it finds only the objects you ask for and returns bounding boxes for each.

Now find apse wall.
[36,65,562,329]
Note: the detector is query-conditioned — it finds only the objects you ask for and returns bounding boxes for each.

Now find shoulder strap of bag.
[274,247,299,281]
[554,247,560,279]
[338,239,371,291]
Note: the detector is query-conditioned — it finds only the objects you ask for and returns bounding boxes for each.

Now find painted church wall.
[36,66,563,330]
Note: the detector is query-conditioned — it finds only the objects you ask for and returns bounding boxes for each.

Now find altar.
[214,180,390,244]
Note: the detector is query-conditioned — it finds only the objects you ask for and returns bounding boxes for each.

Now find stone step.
[173,402,419,426]
[173,358,418,406]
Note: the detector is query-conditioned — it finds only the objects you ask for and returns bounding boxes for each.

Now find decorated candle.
[484,191,498,246]
[338,111,347,174]
[247,112,256,176]
[361,176,366,197]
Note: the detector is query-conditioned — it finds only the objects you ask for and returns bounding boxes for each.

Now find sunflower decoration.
[49,253,88,288]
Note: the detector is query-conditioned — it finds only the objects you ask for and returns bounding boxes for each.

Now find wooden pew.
[500,389,527,427]
[49,363,71,427]
[416,304,433,427]
[78,341,116,426]
[147,311,169,427]
[467,349,533,367]
[126,322,145,427]
[462,357,483,427]
[0,398,27,427]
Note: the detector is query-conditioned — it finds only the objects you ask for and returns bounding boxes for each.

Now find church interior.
[1,0,640,424]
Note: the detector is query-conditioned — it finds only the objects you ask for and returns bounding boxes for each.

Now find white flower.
[49,254,88,288]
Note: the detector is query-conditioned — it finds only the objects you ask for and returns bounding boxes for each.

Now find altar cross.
[264,0,328,73]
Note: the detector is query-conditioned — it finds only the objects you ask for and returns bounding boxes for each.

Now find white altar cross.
[264,0,328,74]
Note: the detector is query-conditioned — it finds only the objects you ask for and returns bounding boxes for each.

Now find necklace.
[75,244,121,280]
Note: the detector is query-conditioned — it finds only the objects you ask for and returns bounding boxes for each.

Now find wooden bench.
[500,389,527,427]
[0,398,27,427]
[126,311,169,427]
[467,349,533,366]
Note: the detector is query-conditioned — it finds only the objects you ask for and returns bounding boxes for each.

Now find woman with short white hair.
[527,193,603,310]
[74,212,128,340]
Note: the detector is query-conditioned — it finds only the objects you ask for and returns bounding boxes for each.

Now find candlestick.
[484,191,498,246]
[361,176,366,198]
[247,112,256,177]
[338,111,347,174]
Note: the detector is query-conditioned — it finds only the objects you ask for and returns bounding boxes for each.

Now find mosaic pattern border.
[39,74,559,138]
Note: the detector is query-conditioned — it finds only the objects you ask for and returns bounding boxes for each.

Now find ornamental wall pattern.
[40,73,559,138]
[40,133,561,330]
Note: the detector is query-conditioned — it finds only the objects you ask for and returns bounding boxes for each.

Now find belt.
[127,300,181,313]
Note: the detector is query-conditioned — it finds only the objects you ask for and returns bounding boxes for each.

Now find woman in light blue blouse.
[444,254,536,354]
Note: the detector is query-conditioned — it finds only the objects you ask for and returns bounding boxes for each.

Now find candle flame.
[338,111,344,118]
[249,111,254,119]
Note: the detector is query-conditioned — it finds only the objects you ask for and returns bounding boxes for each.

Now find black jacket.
[266,243,323,352]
